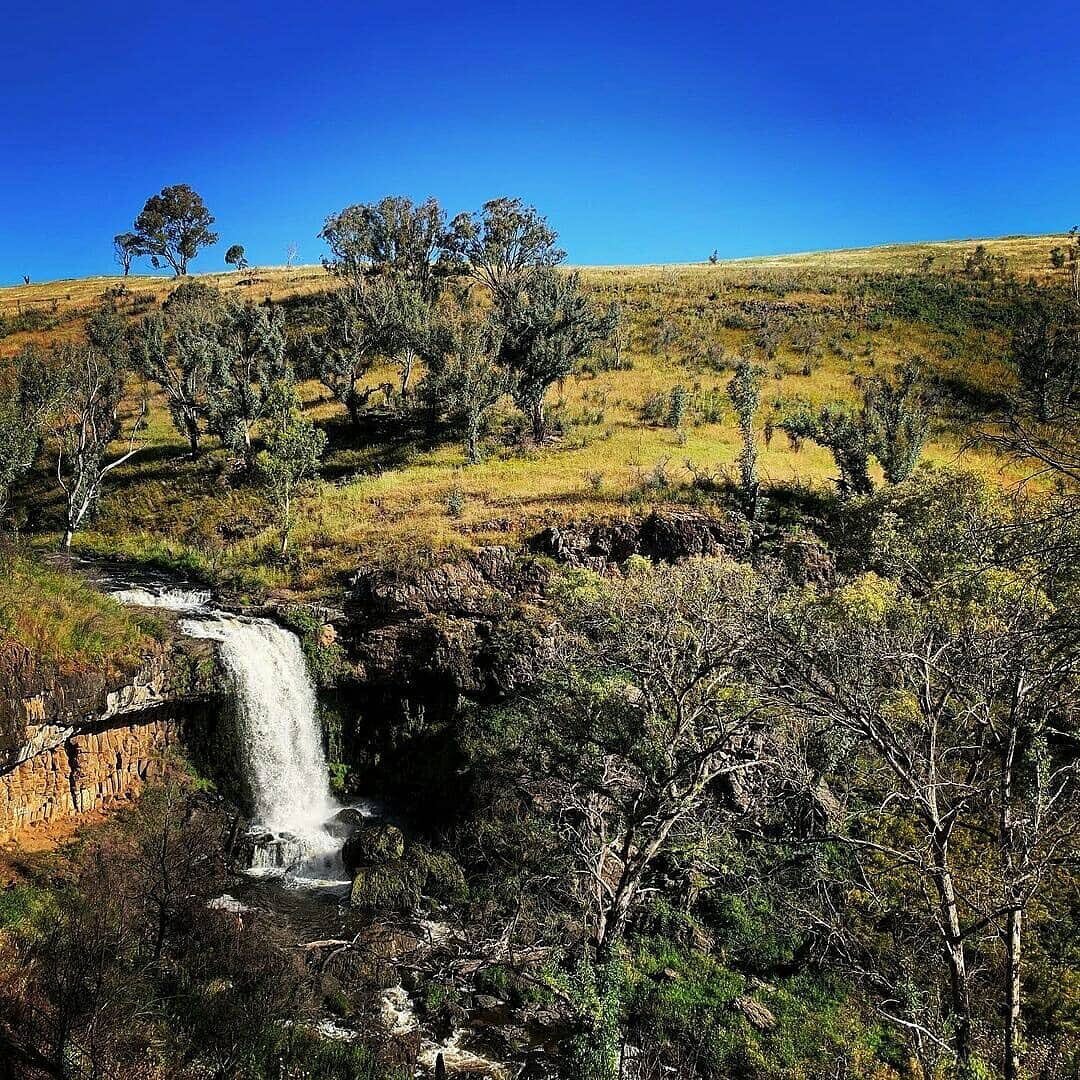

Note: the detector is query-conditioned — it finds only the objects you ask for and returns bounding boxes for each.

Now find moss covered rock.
[342,822,406,871]
[350,860,423,912]
[348,843,468,911]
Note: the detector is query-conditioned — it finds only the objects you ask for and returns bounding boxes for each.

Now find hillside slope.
[2,232,1069,598]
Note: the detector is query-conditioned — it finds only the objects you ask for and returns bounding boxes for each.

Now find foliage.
[495,268,616,441]
[47,334,146,548]
[131,183,219,276]
[560,948,629,1080]
[207,301,288,461]
[320,196,453,397]
[727,357,765,508]
[468,558,769,949]
[249,1025,398,1080]
[225,243,248,272]
[279,603,347,687]
[320,194,450,301]
[446,195,565,305]
[863,360,933,484]
[781,398,873,494]
[1009,295,1080,421]
[255,380,327,554]
[135,279,226,455]
[0,345,64,521]
[419,303,513,461]
[112,231,141,276]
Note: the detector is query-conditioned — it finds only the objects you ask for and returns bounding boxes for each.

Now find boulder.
[343,822,406,870]
[734,994,777,1032]
[328,806,372,836]
[239,828,305,873]
[350,860,423,912]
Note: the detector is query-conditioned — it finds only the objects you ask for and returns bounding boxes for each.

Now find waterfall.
[182,616,338,851]
[109,582,343,879]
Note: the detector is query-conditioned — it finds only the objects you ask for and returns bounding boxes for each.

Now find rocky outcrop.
[0,713,178,840]
[528,507,752,569]
[0,640,219,843]
[347,545,556,700]
[330,507,833,822]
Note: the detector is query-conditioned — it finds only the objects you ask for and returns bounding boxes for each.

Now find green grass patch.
[0,548,164,680]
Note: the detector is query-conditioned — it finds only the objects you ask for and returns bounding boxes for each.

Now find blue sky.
[2,0,1078,283]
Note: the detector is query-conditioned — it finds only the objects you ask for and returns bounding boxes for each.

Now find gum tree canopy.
[132,184,219,277]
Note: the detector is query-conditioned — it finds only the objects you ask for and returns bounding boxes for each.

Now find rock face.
[327,507,834,826]
[528,508,752,569]
[336,547,558,821]
[0,713,178,840]
[0,640,219,843]
[342,822,406,871]
[333,510,778,822]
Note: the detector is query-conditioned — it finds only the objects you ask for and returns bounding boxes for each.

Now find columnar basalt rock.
[0,714,177,840]
[0,639,219,843]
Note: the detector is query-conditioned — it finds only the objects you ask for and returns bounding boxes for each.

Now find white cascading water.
[182,616,339,850]
[110,583,344,880]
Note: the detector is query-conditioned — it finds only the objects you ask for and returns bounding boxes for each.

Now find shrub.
[279,604,347,687]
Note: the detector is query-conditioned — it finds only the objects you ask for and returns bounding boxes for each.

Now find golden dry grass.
[584,232,1069,276]
[5,234,1058,598]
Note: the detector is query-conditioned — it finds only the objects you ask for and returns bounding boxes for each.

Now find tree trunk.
[400,349,415,398]
[1004,906,1023,1080]
[280,491,290,556]
[530,397,546,443]
[60,527,73,551]
[931,839,971,1066]
[186,419,201,457]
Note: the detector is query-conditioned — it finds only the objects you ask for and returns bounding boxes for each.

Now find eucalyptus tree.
[756,480,1080,1079]
[420,304,513,462]
[224,244,248,273]
[863,360,932,484]
[48,341,145,549]
[134,280,225,456]
[208,301,288,462]
[226,243,255,287]
[446,196,565,306]
[495,269,615,442]
[0,345,64,522]
[1009,296,1080,423]
[310,279,409,422]
[471,557,771,953]
[130,184,218,276]
[320,194,449,299]
[726,357,765,513]
[256,380,327,555]
[781,399,873,495]
[112,232,140,276]
[320,196,450,397]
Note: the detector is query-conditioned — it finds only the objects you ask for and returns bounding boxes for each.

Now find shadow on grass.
[317,408,450,482]
[933,374,1011,420]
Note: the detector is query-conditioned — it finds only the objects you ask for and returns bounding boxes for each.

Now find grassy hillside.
[3,232,1068,598]
[0,551,163,697]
